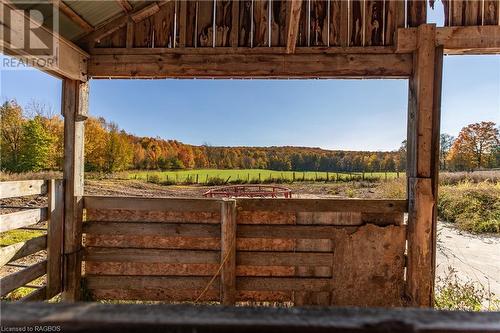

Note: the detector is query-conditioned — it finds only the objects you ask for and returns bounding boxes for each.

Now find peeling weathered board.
[134,14,154,47]
[329,0,342,46]
[84,235,221,250]
[310,0,328,46]
[253,0,270,46]
[0,180,47,199]
[197,0,214,47]
[86,275,219,291]
[237,277,331,292]
[84,248,220,264]
[296,0,308,46]
[365,0,384,46]
[237,211,296,224]
[443,0,451,26]
[330,224,406,307]
[464,0,482,26]
[83,222,220,238]
[216,0,233,46]
[484,0,499,25]
[237,238,333,252]
[237,252,333,266]
[350,0,364,46]
[239,0,253,46]
[407,0,427,27]
[85,262,219,276]
[296,212,362,225]
[384,0,404,45]
[271,0,287,46]
[451,0,465,26]
[153,1,176,47]
[236,290,292,302]
[86,209,220,223]
[236,265,332,277]
[90,288,219,302]
[184,0,197,46]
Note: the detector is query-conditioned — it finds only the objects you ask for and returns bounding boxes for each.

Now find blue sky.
[1,3,499,151]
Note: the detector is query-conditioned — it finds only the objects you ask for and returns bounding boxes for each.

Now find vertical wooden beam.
[406,24,441,307]
[126,18,134,48]
[62,79,88,302]
[408,0,427,27]
[286,0,303,53]
[230,0,240,46]
[46,179,64,299]
[220,199,236,305]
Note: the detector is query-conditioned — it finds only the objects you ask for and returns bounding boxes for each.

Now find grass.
[127,169,401,185]
[0,229,45,247]
[438,181,500,233]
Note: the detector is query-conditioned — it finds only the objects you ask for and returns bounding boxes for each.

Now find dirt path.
[436,222,500,297]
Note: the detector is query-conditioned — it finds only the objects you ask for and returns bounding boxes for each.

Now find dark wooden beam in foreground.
[88,52,412,79]
[2,303,500,333]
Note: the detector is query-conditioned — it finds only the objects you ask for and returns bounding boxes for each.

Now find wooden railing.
[0,180,64,301]
[82,196,408,306]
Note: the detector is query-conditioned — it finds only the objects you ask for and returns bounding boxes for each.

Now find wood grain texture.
[84,248,220,264]
[197,0,214,47]
[90,288,219,302]
[0,260,47,297]
[310,0,328,46]
[253,0,270,47]
[484,0,499,25]
[84,234,221,250]
[0,180,47,199]
[221,199,237,305]
[84,196,221,212]
[46,179,64,299]
[329,0,342,46]
[350,0,364,46]
[86,209,220,223]
[271,0,288,46]
[365,0,384,46]
[0,235,47,267]
[0,208,48,232]
[216,0,233,47]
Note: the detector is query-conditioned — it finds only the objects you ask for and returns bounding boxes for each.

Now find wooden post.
[220,199,236,305]
[46,179,64,299]
[405,24,442,307]
[62,79,88,301]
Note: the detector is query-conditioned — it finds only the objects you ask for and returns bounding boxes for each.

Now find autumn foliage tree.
[448,121,500,171]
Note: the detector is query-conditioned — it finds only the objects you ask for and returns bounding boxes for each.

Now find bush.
[435,267,499,311]
[438,181,500,233]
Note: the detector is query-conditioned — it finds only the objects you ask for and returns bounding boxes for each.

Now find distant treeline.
[1,100,498,173]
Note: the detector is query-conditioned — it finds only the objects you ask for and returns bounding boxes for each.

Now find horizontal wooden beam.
[0,235,47,267]
[0,1,88,80]
[88,53,413,79]
[3,303,500,332]
[130,2,160,23]
[51,0,94,33]
[116,0,133,13]
[0,208,48,233]
[0,180,48,199]
[19,286,47,302]
[397,26,500,55]
[0,260,47,297]
[84,196,222,212]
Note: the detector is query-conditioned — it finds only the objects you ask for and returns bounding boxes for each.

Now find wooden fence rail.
[0,179,64,301]
[82,195,408,306]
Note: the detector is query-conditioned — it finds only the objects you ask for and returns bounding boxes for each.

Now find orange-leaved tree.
[448,121,499,171]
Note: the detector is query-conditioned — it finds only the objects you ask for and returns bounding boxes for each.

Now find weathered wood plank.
[407,0,427,27]
[331,224,406,307]
[350,0,364,46]
[310,0,328,46]
[237,277,331,292]
[237,252,333,266]
[0,180,47,199]
[0,260,47,297]
[62,79,87,302]
[51,0,94,33]
[365,0,384,46]
[83,222,220,238]
[484,0,499,25]
[237,199,408,213]
[3,303,500,332]
[216,0,233,47]
[253,0,270,47]
[0,208,48,233]
[153,1,176,47]
[86,275,219,291]
[239,0,253,46]
[286,0,303,52]
[329,0,342,46]
[85,262,219,276]
[84,196,221,212]
[237,225,352,239]
[221,199,237,305]
[0,235,47,267]
[238,238,333,252]
[86,208,220,223]
[90,288,219,302]
[83,248,220,264]
[237,265,332,277]
[84,234,220,250]
[88,52,413,78]
[271,0,288,46]
[197,0,214,47]
[46,179,64,299]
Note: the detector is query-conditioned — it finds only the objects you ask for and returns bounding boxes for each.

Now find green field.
[128,169,401,184]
